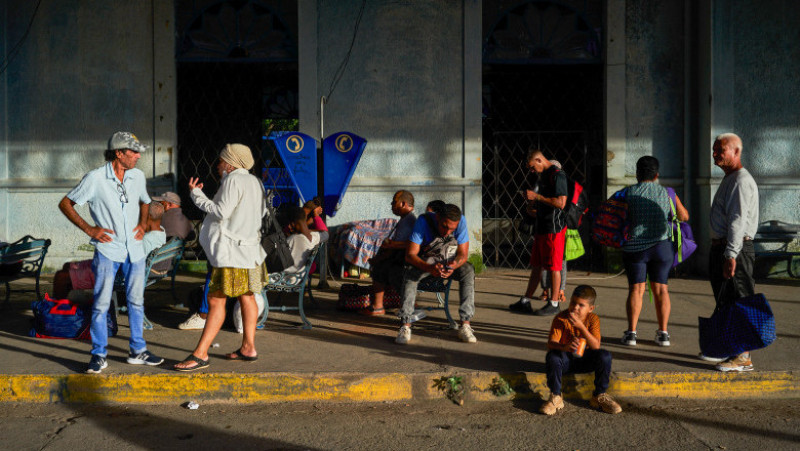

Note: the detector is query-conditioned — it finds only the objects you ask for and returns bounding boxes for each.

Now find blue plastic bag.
[698,293,777,358]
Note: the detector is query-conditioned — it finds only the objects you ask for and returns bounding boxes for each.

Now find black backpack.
[564,179,589,230]
[261,205,294,273]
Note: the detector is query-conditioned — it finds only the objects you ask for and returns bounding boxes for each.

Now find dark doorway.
[482,0,605,270]
[176,62,297,220]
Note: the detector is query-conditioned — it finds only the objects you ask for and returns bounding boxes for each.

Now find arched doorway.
[175,0,298,222]
[482,0,604,269]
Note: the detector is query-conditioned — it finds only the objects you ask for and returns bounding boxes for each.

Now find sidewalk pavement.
[1,269,798,404]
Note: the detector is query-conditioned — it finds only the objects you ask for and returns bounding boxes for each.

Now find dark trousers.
[545,349,612,397]
[708,241,755,311]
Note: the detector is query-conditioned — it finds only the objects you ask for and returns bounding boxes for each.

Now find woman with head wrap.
[174,143,268,371]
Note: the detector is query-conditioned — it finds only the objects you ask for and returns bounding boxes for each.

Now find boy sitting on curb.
[540,284,622,415]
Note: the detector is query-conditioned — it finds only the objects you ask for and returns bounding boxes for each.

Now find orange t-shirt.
[547,310,601,350]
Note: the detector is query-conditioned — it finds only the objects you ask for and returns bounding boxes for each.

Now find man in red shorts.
[509,149,568,316]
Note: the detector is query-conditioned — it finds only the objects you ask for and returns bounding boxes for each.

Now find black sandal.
[226,348,258,361]
[174,354,209,372]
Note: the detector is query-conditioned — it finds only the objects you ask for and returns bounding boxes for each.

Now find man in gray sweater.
[706,132,759,372]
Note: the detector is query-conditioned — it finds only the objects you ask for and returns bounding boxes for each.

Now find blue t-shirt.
[409,212,469,248]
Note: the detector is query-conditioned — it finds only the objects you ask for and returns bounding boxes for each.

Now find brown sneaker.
[716,352,754,372]
[539,394,564,415]
[590,393,622,414]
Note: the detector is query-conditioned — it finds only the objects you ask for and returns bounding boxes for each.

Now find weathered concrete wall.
[302,0,483,248]
[728,0,800,224]
[624,0,686,183]
[0,1,176,267]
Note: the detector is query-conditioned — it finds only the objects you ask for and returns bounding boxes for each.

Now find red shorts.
[530,229,567,271]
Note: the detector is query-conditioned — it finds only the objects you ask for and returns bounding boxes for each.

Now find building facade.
[0,0,798,273]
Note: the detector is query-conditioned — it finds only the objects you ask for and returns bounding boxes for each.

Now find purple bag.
[666,188,697,267]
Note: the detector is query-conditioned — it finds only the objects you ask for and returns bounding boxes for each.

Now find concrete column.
[605,0,629,196]
[152,0,178,185]
[463,0,482,255]
[695,0,736,273]
[297,0,319,141]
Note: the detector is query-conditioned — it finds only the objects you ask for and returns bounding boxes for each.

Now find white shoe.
[698,352,727,363]
[395,325,412,345]
[178,313,206,330]
[458,324,477,343]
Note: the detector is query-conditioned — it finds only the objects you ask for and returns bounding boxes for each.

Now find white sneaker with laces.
[458,324,477,343]
[655,330,671,347]
[621,330,637,346]
[395,325,412,344]
[178,313,206,330]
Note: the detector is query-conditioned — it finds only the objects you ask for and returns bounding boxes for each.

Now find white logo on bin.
[335,134,353,153]
[287,135,304,153]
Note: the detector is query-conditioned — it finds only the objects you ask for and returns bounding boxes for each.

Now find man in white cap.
[59,131,165,374]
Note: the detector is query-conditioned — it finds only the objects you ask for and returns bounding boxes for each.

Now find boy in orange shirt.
[540,285,622,415]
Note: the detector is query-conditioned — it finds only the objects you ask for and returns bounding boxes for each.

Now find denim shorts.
[623,239,673,285]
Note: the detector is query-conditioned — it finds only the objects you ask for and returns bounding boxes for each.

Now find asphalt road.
[1,397,797,450]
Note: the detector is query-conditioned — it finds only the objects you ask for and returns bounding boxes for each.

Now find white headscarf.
[220,143,254,170]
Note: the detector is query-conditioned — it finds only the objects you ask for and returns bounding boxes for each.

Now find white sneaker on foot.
[698,352,727,363]
[655,330,671,347]
[395,325,412,344]
[621,330,637,346]
[178,313,206,330]
[458,324,477,343]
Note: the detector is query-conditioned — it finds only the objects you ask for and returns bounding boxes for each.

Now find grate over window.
[484,0,602,65]
[481,64,603,269]
[176,0,297,62]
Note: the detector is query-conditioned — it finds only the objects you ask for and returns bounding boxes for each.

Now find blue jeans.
[91,251,146,357]
[398,263,475,324]
[198,269,212,314]
[545,349,612,396]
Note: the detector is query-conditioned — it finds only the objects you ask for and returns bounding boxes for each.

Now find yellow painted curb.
[0,373,413,404]
[1,371,797,404]
[470,371,800,401]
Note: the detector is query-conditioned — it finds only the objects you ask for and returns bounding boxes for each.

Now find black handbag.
[261,206,294,273]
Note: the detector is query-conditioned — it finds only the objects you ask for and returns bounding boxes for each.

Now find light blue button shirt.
[67,162,151,262]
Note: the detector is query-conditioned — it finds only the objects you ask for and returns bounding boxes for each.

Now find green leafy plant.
[468,252,486,274]
[488,376,515,397]
[433,375,464,405]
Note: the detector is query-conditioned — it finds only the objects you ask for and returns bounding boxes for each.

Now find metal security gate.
[481,0,605,269]
[482,131,588,268]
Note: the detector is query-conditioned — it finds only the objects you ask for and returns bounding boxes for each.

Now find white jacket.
[192,169,267,269]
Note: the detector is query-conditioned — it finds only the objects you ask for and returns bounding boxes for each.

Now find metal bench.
[0,235,51,308]
[257,244,321,330]
[754,220,800,278]
[113,237,186,329]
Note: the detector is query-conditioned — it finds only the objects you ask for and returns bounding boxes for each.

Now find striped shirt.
[710,168,759,259]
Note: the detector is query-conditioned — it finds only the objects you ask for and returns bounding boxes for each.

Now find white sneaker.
[395,325,412,344]
[621,330,637,346]
[458,324,477,343]
[655,330,671,347]
[178,313,206,330]
[698,352,727,363]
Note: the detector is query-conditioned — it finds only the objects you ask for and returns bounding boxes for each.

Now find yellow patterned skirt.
[208,263,268,298]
